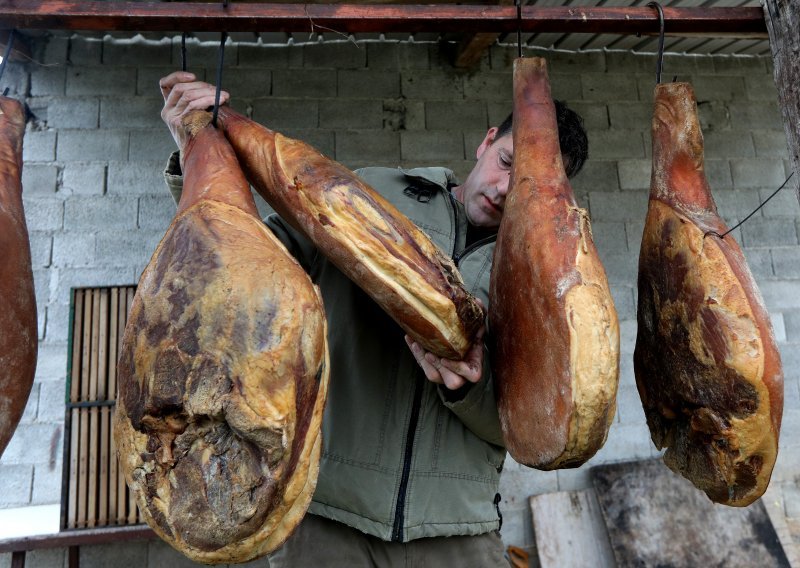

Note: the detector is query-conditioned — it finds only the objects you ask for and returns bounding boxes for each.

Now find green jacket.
[164,154,505,542]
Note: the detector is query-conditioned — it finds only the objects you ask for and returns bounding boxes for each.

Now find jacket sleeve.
[162,151,319,271]
[436,248,505,448]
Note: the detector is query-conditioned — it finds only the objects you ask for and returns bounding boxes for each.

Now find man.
[159,70,587,567]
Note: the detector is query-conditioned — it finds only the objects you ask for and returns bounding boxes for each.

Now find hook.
[647,1,665,84]
[180,32,188,72]
[516,0,523,59]
[212,31,228,127]
[0,30,16,92]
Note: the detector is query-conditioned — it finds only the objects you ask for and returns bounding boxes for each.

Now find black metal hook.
[515,0,523,58]
[0,29,16,95]
[212,31,228,127]
[647,1,665,84]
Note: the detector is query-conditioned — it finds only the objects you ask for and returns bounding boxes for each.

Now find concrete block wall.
[1,34,798,564]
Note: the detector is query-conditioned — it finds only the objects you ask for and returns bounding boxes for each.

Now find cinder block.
[63,197,138,231]
[731,158,788,189]
[566,102,608,131]
[615,384,647,425]
[337,70,399,99]
[277,128,335,158]
[366,42,400,70]
[0,424,61,465]
[21,549,65,568]
[619,319,637,354]
[571,161,619,194]
[713,189,761,222]
[401,70,464,100]
[744,74,779,102]
[319,99,383,129]
[146,541,206,568]
[61,162,106,196]
[0,465,33,506]
[238,44,302,68]
[210,67,271,99]
[596,251,638,286]
[772,249,800,278]
[760,185,800,218]
[549,74,583,102]
[22,198,63,232]
[696,100,732,132]
[547,50,605,73]
[396,43,433,70]
[336,130,400,164]
[99,98,164,129]
[752,130,790,159]
[34,343,68,383]
[617,160,650,190]
[130,129,179,161]
[606,102,651,131]
[667,53,715,74]
[425,101,487,131]
[462,73,512,102]
[742,218,797,247]
[726,102,783,130]
[20,384,39,424]
[52,267,137,306]
[590,421,654,464]
[66,67,137,96]
[137,66,204,97]
[80,542,149,568]
[21,165,58,195]
[691,75,746,102]
[401,131,463,162]
[589,191,648,223]
[30,66,67,97]
[251,98,319,129]
[271,69,337,98]
[702,131,755,159]
[23,131,57,162]
[29,232,53,268]
[488,45,517,72]
[779,342,800,383]
[741,248,774,280]
[610,285,636,321]
[47,97,100,129]
[138,196,176,231]
[586,130,644,159]
[582,73,639,102]
[303,41,366,69]
[33,269,51,314]
[705,160,733,190]
[36,379,67,423]
[784,311,800,343]
[107,161,170,196]
[712,54,766,75]
[57,130,129,162]
[41,35,69,65]
[0,63,28,98]
[590,221,628,256]
[102,36,172,66]
[771,312,787,343]
[44,301,71,343]
[52,232,97,267]
[94,231,164,267]
[67,37,102,65]
[759,281,800,311]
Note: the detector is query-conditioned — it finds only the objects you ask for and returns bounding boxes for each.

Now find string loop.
[647,2,665,84]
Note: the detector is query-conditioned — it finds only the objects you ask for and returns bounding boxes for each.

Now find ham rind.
[635,82,783,507]
[489,57,620,469]
[114,111,329,563]
[0,96,37,458]
[216,105,484,360]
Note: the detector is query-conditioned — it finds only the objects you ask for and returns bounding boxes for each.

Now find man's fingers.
[182,93,230,115]
[159,71,197,100]
[439,358,480,384]
[436,365,467,390]
[405,336,443,384]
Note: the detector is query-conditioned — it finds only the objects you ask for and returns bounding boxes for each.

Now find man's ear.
[476,127,499,160]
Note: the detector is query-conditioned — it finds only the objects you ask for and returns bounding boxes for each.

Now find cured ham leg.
[489,57,619,469]
[114,111,329,563]
[635,82,783,507]
[0,96,37,458]
[216,105,483,360]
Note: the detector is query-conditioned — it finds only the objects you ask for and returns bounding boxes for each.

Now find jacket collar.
[397,167,459,191]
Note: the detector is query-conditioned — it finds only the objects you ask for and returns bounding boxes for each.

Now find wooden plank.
[764,0,800,204]
[454,0,514,68]
[116,288,130,525]
[66,288,83,528]
[67,407,80,529]
[69,290,83,403]
[87,289,101,528]
[108,288,119,525]
[591,459,791,567]
[77,290,92,528]
[0,2,769,36]
[125,287,138,525]
[0,525,156,553]
[97,290,109,526]
[530,490,616,568]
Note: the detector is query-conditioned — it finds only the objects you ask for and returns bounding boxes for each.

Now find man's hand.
[159,71,230,153]
[405,326,485,391]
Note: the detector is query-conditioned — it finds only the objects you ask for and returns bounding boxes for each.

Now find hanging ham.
[0,95,37,458]
[114,110,329,563]
[215,105,484,360]
[635,82,783,506]
[489,57,620,469]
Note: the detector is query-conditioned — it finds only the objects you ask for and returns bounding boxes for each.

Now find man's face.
[455,128,513,229]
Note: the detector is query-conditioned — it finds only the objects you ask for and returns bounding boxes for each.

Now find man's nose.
[497,176,511,197]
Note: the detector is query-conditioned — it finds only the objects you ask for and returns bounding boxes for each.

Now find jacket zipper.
[453,234,497,267]
[391,375,424,542]
[446,191,461,260]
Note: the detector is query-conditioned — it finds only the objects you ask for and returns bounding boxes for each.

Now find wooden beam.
[0,525,156,554]
[763,0,800,204]
[0,2,768,36]
[453,0,513,68]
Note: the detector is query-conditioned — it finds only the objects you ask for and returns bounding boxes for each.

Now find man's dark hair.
[495,101,588,179]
